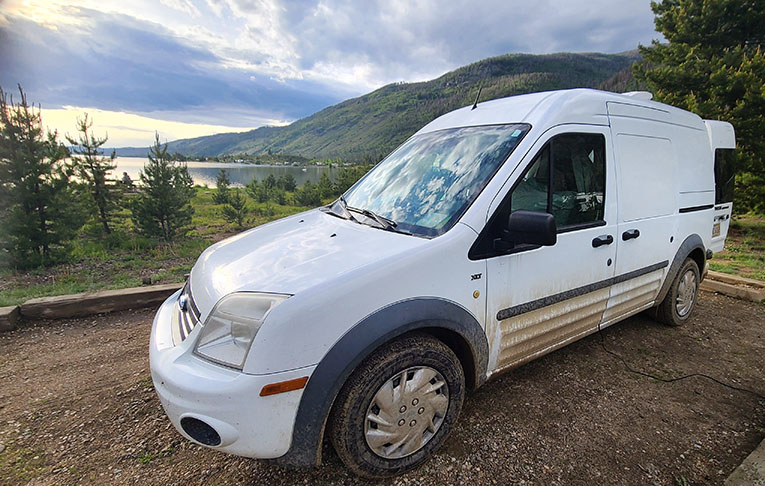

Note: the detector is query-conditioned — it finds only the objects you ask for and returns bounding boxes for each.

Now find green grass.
[0,443,49,483]
[0,187,307,307]
[137,444,176,465]
[0,275,139,306]
[708,215,765,281]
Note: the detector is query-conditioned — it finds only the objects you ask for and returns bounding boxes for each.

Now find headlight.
[194,292,289,369]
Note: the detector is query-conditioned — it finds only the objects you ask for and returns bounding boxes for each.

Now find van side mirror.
[506,210,557,246]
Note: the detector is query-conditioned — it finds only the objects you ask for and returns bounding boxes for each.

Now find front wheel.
[655,258,700,326]
[328,333,465,478]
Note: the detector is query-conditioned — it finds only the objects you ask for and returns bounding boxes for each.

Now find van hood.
[189,209,426,316]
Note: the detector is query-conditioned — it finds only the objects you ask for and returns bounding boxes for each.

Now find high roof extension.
[416,88,705,135]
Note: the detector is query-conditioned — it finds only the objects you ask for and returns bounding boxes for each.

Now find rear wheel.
[328,333,464,478]
[656,258,700,326]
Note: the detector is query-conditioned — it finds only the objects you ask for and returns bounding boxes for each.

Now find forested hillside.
[120,51,640,160]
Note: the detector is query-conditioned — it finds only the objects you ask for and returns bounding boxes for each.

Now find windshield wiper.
[348,206,398,231]
[328,196,358,223]
[332,197,410,234]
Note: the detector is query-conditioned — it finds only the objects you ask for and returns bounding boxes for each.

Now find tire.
[656,258,700,326]
[328,333,465,478]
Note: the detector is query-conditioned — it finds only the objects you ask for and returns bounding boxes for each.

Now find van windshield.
[342,124,530,237]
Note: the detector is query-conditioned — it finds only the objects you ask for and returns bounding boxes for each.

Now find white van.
[149,88,735,477]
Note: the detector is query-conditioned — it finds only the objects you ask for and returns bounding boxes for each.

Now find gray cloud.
[0,0,658,133]
[0,9,343,126]
[281,0,657,85]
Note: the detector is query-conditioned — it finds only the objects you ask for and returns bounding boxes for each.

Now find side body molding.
[654,233,706,305]
[274,297,489,467]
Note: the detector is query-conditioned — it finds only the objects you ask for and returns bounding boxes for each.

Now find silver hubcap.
[364,366,449,459]
[675,269,697,317]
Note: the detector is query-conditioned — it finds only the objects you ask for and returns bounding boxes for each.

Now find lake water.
[111,157,333,188]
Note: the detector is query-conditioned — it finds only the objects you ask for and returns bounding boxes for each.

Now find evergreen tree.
[246,178,268,203]
[334,165,372,194]
[278,173,297,191]
[635,0,765,213]
[246,178,259,201]
[222,189,249,229]
[67,114,119,234]
[0,85,84,267]
[131,133,195,241]
[317,172,335,199]
[213,169,230,204]
[293,180,322,207]
[272,187,287,205]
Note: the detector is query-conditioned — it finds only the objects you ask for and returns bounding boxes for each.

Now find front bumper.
[149,291,315,458]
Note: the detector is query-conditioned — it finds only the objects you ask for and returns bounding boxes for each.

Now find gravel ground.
[0,291,763,485]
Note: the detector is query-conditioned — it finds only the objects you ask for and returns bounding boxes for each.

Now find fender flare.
[655,233,706,305]
[272,297,489,467]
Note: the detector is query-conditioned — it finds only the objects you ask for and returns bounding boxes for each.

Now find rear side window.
[714,148,736,204]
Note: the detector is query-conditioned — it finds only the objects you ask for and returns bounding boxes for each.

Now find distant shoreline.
[112,155,340,168]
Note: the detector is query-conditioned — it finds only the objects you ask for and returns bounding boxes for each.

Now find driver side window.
[513,133,606,228]
[469,132,606,260]
[511,146,549,214]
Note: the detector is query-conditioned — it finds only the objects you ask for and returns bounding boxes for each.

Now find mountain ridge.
[114,51,640,160]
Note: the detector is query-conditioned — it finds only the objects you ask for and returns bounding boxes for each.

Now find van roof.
[415,88,705,135]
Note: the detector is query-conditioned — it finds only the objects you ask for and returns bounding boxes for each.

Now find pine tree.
[635,0,765,213]
[213,169,230,204]
[278,173,297,191]
[246,178,261,201]
[0,85,84,267]
[131,133,195,241]
[317,172,334,199]
[272,187,287,205]
[246,178,268,203]
[221,189,249,229]
[334,165,371,194]
[66,114,120,234]
[263,174,277,193]
[293,180,322,207]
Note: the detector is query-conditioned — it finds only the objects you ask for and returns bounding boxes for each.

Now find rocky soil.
[0,291,762,485]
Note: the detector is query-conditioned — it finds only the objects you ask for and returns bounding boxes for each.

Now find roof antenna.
[471,84,483,110]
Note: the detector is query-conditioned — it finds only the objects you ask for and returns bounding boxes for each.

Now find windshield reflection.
[343,124,530,237]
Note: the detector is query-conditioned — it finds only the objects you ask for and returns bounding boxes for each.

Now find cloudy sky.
[0,0,659,147]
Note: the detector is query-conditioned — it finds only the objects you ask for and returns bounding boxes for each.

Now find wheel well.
[409,327,479,391]
[286,299,488,467]
[688,247,706,273]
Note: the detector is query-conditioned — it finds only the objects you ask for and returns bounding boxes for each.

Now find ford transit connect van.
[149,88,735,477]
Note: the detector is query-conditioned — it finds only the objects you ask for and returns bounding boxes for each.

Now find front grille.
[176,282,201,344]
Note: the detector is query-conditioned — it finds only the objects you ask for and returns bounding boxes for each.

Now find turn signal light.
[260,376,309,396]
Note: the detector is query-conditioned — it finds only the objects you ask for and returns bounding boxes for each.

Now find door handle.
[592,234,614,248]
[622,229,640,241]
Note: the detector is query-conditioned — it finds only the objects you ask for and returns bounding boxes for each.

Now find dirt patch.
[0,292,762,485]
